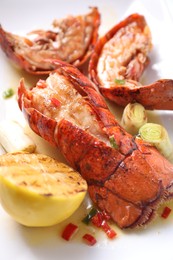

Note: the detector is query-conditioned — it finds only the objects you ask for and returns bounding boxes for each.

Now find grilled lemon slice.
[0,152,87,227]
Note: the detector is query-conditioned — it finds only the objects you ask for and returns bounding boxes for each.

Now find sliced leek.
[0,120,36,153]
[139,123,173,163]
[121,103,148,135]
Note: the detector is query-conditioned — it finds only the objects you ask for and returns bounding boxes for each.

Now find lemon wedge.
[0,152,87,227]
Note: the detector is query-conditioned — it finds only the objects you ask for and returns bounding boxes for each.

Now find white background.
[0,0,173,259]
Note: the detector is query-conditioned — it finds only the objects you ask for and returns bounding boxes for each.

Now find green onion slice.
[82,207,98,225]
[109,135,119,149]
[114,78,125,85]
[3,88,14,99]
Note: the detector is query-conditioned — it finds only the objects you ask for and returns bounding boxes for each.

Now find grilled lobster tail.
[18,60,173,228]
[89,13,173,110]
[0,7,100,74]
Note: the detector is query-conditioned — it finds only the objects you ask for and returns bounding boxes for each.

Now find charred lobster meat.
[89,13,173,110]
[0,7,100,74]
[18,60,173,229]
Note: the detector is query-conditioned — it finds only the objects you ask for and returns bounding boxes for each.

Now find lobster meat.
[0,7,100,74]
[89,13,173,110]
[18,60,173,229]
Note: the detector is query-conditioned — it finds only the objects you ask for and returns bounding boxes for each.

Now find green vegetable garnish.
[121,103,147,135]
[114,78,125,85]
[109,135,119,149]
[82,207,98,225]
[139,123,173,163]
[3,88,14,99]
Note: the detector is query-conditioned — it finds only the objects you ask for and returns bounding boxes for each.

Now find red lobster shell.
[0,7,100,74]
[18,60,173,229]
[89,13,173,110]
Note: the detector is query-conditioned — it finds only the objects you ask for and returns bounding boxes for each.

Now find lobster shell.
[18,60,173,228]
[0,7,100,74]
[89,13,173,110]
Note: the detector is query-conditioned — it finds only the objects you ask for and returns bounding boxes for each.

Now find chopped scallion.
[82,207,98,225]
[109,135,119,149]
[114,78,125,85]
[2,88,14,99]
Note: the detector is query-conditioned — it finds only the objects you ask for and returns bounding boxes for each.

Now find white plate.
[0,0,173,259]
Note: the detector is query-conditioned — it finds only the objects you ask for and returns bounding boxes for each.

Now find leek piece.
[139,123,173,163]
[0,120,36,153]
[121,103,148,135]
